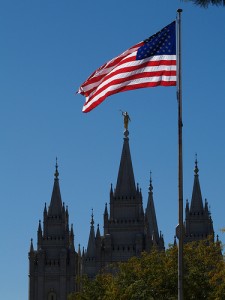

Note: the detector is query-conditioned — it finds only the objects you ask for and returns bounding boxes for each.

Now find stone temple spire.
[114,113,136,197]
[86,209,96,257]
[28,161,77,299]
[190,156,204,213]
[145,172,164,251]
[184,156,214,242]
[48,158,63,216]
[82,117,165,278]
[146,172,159,240]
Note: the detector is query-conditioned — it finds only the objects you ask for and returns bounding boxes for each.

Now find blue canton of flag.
[136,21,176,60]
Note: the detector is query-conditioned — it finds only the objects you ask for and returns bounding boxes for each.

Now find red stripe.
[102,61,176,82]
[86,73,176,108]
[84,64,176,97]
[83,80,176,113]
[80,44,142,86]
[80,55,138,88]
[78,31,177,112]
[81,58,176,94]
[87,70,176,100]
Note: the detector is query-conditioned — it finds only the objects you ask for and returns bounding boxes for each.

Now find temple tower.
[28,161,78,300]
[184,158,214,242]
[145,173,164,251]
[82,122,164,277]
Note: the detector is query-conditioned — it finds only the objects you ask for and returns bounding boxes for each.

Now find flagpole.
[176,8,183,300]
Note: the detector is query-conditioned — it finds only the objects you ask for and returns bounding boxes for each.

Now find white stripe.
[83,65,176,93]
[81,54,176,93]
[83,75,176,110]
[89,47,140,79]
[85,53,176,83]
[85,64,176,95]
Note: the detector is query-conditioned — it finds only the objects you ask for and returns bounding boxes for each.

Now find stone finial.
[194,154,199,175]
[54,157,59,179]
[149,171,153,193]
[30,238,34,252]
[90,209,94,226]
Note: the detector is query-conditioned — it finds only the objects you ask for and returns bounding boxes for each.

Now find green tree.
[68,273,118,300]
[69,239,225,300]
[183,239,224,299]
[182,0,225,7]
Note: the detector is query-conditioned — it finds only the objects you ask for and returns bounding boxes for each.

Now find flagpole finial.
[177,8,183,13]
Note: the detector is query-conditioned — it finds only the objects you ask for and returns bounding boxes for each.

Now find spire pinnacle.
[149,171,153,193]
[104,202,108,215]
[96,223,101,238]
[70,224,74,235]
[114,125,136,197]
[54,157,59,179]
[110,183,113,194]
[30,238,34,252]
[190,155,204,212]
[38,220,42,232]
[91,209,94,226]
[194,153,199,175]
[48,159,63,215]
[146,172,160,244]
[87,209,96,257]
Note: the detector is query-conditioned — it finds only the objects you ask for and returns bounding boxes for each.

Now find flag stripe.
[83,79,176,113]
[81,54,176,93]
[80,53,176,91]
[78,21,176,112]
[83,75,176,112]
[87,67,176,102]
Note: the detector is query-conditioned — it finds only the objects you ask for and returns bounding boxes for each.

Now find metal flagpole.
[176,8,183,300]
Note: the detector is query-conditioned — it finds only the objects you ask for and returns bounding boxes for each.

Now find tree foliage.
[182,0,225,7]
[69,239,225,300]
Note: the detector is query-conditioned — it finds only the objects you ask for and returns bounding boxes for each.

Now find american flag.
[78,21,176,113]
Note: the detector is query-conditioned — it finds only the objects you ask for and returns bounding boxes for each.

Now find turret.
[184,157,214,242]
[37,220,42,247]
[86,210,96,258]
[70,224,75,251]
[28,160,77,299]
[145,172,164,250]
[96,224,102,257]
[48,159,63,218]
[110,183,113,199]
[190,157,204,213]
[104,203,109,235]
[29,238,34,253]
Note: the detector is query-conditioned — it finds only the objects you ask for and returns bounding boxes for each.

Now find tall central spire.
[114,126,136,197]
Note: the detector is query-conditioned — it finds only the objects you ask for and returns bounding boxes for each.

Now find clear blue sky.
[0,1,225,299]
